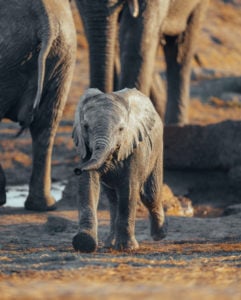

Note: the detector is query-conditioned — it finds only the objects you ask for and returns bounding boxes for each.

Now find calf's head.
[73,88,156,172]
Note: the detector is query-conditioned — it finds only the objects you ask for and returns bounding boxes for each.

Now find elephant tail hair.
[15,34,54,136]
[33,34,53,113]
[18,32,54,132]
[15,126,27,138]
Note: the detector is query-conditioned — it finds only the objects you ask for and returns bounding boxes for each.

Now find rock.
[164,120,241,171]
[220,92,241,104]
[221,0,241,6]
[191,68,237,81]
[178,197,194,217]
[193,205,224,218]
[228,165,241,188]
[209,92,241,108]
[44,216,69,234]
[223,204,241,216]
[191,76,241,103]
[162,185,194,217]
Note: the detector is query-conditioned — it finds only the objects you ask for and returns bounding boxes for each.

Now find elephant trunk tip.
[74,168,82,176]
[80,158,100,172]
[74,159,102,175]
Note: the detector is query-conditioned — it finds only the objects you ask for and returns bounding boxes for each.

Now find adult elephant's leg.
[25,60,75,211]
[25,117,57,211]
[119,1,168,117]
[164,3,207,125]
[72,171,100,253]
[0,164,6,205]
[76,1,120,92]
[150,72,167,119]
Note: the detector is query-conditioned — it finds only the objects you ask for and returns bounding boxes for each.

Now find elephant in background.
[0,0,76,210]
[76,0,209,124]
[72,88,167,252]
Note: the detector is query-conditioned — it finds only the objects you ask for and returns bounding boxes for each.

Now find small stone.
[44,216,69,233]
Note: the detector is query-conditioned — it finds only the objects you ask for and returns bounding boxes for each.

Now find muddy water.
[4,182,66,207]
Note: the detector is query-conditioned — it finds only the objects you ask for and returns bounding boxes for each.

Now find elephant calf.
[72,88,167,252]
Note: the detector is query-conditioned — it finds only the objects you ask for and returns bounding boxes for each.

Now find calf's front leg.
[72,171,100,252]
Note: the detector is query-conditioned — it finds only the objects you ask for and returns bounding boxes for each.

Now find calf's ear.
[72,88,103,159]
[80,88,103,104]
[72,124,87,159]
[113,89,157,161]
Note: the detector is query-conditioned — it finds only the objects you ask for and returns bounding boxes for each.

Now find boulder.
[164,120,241,171]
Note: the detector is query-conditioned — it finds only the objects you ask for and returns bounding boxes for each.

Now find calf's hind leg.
[102,185,118,248]
[141,158,168,240]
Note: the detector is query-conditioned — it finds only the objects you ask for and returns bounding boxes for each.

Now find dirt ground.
[1,1,241,299]
[0,208,241,300]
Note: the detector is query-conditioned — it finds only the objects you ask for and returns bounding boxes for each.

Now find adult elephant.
[76,0,208,124]
[0,0,76,211]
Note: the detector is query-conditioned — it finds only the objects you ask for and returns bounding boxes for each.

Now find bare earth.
[1,1,241,299]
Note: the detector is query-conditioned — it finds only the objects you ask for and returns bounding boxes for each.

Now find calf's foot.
[104,233,115,248]
[151,218,168,241]
[72,231,97,253]
[114,236,139,251]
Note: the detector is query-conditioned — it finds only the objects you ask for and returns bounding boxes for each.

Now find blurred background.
[67,0,241,125]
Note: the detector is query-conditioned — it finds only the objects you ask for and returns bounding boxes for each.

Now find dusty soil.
[1,208,241,300]
[1,1,241,299]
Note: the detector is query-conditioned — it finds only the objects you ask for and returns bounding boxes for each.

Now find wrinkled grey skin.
[76,0,208,124]
[0,0,76,211]
[72,88,167,252]
[0,165,6,206]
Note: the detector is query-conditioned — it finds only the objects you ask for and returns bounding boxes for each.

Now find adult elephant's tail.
[127,0,139,18]
[16,20,55,136]
[33,33,53,112]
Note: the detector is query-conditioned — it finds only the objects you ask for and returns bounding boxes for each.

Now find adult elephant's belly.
[0,51,38,123]
[0,71,37,123]
[0,22,39,122]
[162,0,200,36]
[162,17,187,36]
